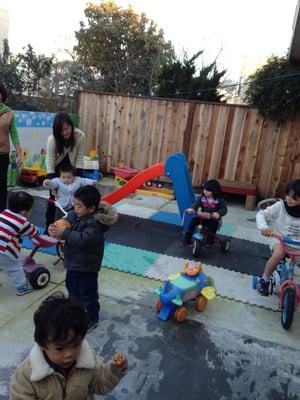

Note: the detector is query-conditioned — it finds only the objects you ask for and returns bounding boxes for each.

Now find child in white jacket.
[43,165,96,214]
[256,179,300,296]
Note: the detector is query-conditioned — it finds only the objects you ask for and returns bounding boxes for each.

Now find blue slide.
[164,152,195,231]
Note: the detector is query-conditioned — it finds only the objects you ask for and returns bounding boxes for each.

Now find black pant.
[185,216,219,243]
[66,270,100,323]
[0,153,9,212]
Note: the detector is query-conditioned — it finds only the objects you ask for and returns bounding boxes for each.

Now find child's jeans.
[66,270,100,323]
[0,253,27,289]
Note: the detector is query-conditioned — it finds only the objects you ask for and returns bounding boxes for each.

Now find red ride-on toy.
[19,235,58,289]
[252,233,300,330]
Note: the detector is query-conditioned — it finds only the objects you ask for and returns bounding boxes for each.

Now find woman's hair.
[74,185,101,208]
[202,179,222,199]
[0,82,8,103]
[34,292,88,347]
[286,179,300,199]
[53,112,75,154]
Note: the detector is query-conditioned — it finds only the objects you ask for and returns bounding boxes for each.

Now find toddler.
[256,179,300,296]
[43,165,96,215]
[10,292,128,399]
[183,179,228,246]
[0,191,39,295]
[49,185,118,332]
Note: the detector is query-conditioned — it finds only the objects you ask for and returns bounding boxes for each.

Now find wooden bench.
[218,179,257,211]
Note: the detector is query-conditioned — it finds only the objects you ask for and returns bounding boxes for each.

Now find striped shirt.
[0,209,38,259]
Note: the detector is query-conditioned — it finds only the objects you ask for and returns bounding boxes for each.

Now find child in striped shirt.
[0,191,39,296]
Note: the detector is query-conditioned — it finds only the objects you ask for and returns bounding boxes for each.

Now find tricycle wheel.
[195,295,207,312]
[29,267,50,289]
[192,239,202,258]
[174,306,187,322]
[281,286,295,330]
[220,238,230,253]
[156,300,163,312]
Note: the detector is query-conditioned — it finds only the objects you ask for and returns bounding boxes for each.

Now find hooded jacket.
[10,340,126,400]
[61,202,118,272]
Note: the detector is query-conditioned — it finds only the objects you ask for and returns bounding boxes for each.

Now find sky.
[0,0,298,81]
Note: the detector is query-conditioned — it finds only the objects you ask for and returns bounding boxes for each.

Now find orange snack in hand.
[55,219,72,230]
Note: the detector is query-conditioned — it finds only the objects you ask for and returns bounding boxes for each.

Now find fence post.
[182,102,195,158]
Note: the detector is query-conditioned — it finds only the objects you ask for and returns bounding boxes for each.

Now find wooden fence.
[74,90,300,198]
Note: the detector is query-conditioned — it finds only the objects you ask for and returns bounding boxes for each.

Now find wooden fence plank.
[77,91,300,197]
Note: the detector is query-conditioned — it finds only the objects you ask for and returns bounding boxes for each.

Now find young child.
[256,179,300,296]
[0,191,39,296]
[10,292,128,399]
[183,179,228,246]
[43,165,97,215]
[49,185,118,331]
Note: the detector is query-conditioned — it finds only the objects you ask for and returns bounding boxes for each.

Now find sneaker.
[16,284,33,296]
[87,320,99,333]
[257,278,270,296]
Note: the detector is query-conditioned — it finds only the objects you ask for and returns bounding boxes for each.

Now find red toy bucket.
[111,166,138,180]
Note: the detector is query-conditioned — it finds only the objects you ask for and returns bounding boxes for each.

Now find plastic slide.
[103,163,165,205]
[164,152,195,230]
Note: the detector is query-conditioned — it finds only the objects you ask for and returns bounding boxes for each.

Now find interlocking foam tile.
[115,203,156,219]
[103,243,160,276]
[219,223,236,237]
[150,211,181,225]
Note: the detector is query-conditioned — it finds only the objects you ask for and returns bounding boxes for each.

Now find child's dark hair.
[34,292,88,347]
[59,164,76,176]
[0,82,8,102]
[202,179,222,199]
[8,191,34,213]
[53,112,75,154]
[286,179,300,199]
[74,185,101,208]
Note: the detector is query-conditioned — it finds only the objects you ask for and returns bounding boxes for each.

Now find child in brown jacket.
[10,292,128,399]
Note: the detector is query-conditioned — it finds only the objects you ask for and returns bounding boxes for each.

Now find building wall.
[0,8,9,54]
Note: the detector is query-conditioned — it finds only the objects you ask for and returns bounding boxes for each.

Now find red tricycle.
[20,234,58,289]
[252,233,300,330]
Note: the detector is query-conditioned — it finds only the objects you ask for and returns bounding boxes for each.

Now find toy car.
[20,167,47,186]
[154,262,216,322]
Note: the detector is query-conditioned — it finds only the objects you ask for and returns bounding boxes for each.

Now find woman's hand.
[14,144,22,168]
[16,153,22,168]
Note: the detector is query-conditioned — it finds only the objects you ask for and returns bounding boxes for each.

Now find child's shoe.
[87,319,99,333]
[257,278,270,296]
[16,284,32,296]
